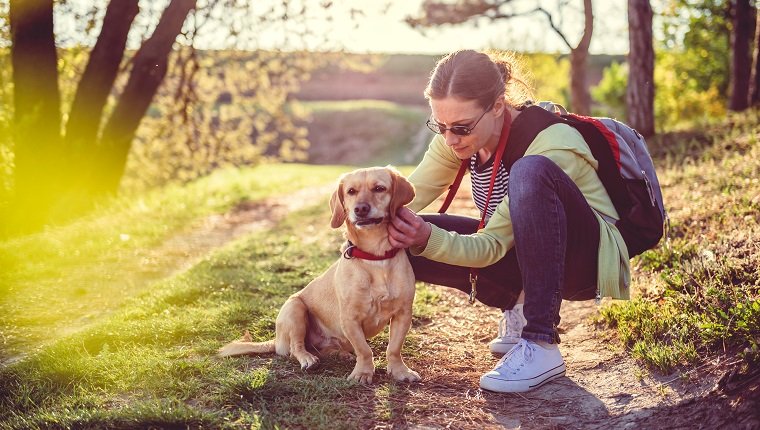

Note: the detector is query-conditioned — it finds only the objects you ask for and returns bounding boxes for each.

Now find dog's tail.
[217,330,276,357]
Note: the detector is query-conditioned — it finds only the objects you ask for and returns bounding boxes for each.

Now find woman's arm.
[391,124,604,267]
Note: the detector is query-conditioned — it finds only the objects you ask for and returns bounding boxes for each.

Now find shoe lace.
[495,339,535,374]
[497,308,523,338]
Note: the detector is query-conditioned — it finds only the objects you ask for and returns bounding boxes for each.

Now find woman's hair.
[424,49,534,109]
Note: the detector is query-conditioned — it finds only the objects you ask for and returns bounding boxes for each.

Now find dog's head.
[329,166,415,229]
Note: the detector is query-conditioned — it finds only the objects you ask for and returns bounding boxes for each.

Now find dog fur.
[218,166,419,384]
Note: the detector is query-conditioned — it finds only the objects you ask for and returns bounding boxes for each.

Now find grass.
[0,163,349,362]
[595,109,760,373]
[0,162,432,429]
[3,108,760,427]
[0,186,439,429]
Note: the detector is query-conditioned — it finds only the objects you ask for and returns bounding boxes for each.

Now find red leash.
[439,108,513,303]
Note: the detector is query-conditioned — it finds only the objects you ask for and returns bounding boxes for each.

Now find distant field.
[298,99,431,166]
[297,52,622,107]
[297,54,436,106]
[295,52,624,168]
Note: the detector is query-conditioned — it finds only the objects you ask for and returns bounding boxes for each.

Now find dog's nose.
[354,203,370,217]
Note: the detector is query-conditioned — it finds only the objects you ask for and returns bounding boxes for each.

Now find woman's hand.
[389,207,432,249]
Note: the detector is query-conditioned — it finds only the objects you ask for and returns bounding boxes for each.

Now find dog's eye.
[346,188,357,195]
[373,185,387,193]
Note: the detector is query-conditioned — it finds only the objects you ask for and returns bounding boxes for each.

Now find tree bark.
[65,0,139,155]
[94,0,196,195]
[749,7,760,106]
[8,0,62,231]
[627,0,655,137]
[568,0,593,115]
[729,0,754,111]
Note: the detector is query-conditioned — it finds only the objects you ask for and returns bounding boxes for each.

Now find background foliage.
[592,0,733,129]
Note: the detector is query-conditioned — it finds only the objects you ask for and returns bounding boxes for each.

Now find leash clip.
[469,273,478,304]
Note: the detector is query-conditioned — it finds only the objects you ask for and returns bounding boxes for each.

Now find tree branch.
[533,6,573,50]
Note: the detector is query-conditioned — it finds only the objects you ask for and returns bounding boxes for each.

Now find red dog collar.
[343,242,400,261]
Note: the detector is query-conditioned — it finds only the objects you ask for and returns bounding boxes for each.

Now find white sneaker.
[480,339,566,393]
[488,304,527,355]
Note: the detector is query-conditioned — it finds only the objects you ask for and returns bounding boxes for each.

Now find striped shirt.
[470,154,509,222]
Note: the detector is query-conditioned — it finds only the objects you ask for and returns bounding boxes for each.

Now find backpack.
[502,101,667,257]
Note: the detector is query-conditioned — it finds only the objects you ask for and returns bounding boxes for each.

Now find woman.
[388,49,630,393]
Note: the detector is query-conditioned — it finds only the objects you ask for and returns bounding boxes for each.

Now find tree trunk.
[749,7,760,106]
[569,0,593,115]
[626,0,655,137]
[570,48,591,116]
[63,0,139,207]
[65,0,139,155]
[8,0,62,232]
[94,0,196,196]
[729,0,754,111]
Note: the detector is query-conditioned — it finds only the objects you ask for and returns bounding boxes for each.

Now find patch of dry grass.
[600,109,760,372]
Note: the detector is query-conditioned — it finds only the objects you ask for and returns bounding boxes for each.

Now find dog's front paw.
[295,352,320,371]
[387,364,421,383]
[347,364,375,384]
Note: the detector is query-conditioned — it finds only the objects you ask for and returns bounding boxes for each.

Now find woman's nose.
[444,131,460,146]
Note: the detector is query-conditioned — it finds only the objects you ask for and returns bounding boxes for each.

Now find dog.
[218,166,420,384]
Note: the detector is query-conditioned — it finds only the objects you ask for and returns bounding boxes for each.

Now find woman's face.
[429,97,503,160]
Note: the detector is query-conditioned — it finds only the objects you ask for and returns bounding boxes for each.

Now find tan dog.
[218,166,420,384]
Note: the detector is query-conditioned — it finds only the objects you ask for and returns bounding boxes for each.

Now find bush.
[591,50,727,131]
[653,50,726,130]
[591,61,628,121]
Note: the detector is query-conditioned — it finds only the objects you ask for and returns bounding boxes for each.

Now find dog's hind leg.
[275,296,319,370]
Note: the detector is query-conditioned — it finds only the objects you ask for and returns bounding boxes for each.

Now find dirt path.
[0,183,336,367]
[396,288,737,429]
[143,183,336,276]
[165,177,744,428]
[182,176,745,428]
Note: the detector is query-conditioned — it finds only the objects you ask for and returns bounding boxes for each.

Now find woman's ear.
[388,166,415,219]
[492,98,506,117]
[329,183,346,228]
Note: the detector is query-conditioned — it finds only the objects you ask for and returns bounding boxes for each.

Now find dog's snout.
[354,202,371,217]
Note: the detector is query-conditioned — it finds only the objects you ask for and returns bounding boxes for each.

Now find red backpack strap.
[438,160,469,213]
[566,113,622,170]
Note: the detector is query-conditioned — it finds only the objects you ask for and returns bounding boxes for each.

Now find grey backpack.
[503,101,667,257]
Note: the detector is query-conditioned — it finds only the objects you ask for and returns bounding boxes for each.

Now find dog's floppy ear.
[329,182,347,228]
[388,166,415,218]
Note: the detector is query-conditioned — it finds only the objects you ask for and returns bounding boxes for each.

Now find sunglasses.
[425,103,494,136]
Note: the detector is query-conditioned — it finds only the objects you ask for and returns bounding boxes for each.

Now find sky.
[49,0,632,55]
[322,1,630,55]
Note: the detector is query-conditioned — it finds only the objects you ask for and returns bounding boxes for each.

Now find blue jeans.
[409,156,600,344]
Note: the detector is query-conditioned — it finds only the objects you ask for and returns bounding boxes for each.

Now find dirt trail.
[178,176,747,428]
[163,176,746,428]
[379,180,752,429]
[209,178,752,429]
[384,177,760,429]
[400,289,737,429]
[144,183,336,276]
[0,184,336,367]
